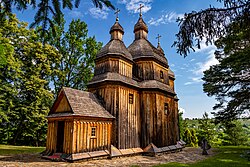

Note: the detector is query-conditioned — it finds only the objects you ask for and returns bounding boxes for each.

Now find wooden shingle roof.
[49,87,114,119]
[96,39,133,61]
[128,38,168,67]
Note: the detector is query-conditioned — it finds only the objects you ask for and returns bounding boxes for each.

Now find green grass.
[0,144,45,155]
[155,146,250,167]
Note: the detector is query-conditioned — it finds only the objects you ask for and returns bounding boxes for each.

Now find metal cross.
[115,8,120,21]
[138,4,144,17]
[156,34,162,44]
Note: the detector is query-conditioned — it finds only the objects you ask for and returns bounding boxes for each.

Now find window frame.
[160,70,164,79]
[129,93,134,104]
[91,126,97,138]
[164,103,169,115]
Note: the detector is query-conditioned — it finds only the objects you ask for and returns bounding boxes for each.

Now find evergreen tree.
[0,1,114,36]
[202,18,250,122]
[190,128,198,147]
[197,112,217,146]
[173,0,250,57]
[223,120,248,146]
[173,0,250,122]
[38,15,102,94]
[178,111,184,139]
[0,13,60,145]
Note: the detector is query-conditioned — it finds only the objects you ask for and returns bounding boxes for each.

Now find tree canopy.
[173,0,250,57]
[38,15,102,94]
[174,0,250,122]
[202,17,250,122]
[0,0,114,35]
[0,13,60,145]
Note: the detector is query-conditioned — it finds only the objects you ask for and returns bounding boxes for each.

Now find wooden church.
[43,10,183,161]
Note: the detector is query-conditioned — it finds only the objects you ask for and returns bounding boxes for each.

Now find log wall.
[140,91,178,148]
[46,119,112,154]
[71,120,112,154]
[89,85,141,149]
[95,58,132,78]
[46,121,57,152]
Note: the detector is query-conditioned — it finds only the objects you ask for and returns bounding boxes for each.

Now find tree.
[222,120,248,146]
[183,128,198,147]
[37,15,102,94]
[173,0,250,122]
[0,13,60,146]
[197,112,217,146]
[0,0,114,35]
[202,17,250,122]
[173,0,250,57]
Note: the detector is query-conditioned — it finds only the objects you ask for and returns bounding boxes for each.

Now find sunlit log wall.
[89,85,141,149]
[46,119,112,154]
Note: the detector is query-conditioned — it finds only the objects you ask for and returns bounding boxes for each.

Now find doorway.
[56,121,65,152]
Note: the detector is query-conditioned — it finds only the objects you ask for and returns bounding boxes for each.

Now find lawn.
[0,144,45,155]
[155,146,250,167]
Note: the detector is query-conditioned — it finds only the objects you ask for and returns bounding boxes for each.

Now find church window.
[160,71,164,79]
[129,93,134,104]
[164,103,169,115]
[91,127,96,137]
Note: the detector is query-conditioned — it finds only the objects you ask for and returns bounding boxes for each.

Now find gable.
[48,87,114,119]
[55,95,71,113]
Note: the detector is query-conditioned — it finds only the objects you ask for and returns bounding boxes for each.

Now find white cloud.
[118,0,153,14]
[194,49,219,75]
[184,40,219,86]
[148,12,184,26]
[89,6,109,19]
[184,82,193,86]
[69,10,84,18]
[191,77,202,83]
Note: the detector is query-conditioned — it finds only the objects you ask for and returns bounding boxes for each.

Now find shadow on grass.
[0,145,47,163]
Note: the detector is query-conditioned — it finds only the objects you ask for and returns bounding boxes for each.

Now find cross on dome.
[138,4,144,17]
[156,34,162,44]
[115,8,120,21]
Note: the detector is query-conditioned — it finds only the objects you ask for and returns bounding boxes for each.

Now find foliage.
[0,0,114,36]
[155,146,250,167]
[197,112,217,146]
[0,13,60,146]
[173,0,250,57]
[37,15,102,94]
[178,111,185,140]
[183,128,198,147]
[222,120,248,146]
[0,145,45,155]
[202,18,250,122]
[173,0,250,122]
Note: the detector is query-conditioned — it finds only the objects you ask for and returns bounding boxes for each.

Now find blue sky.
[14,0,223,118]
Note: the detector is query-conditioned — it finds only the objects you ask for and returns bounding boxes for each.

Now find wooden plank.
[83,122,87,151]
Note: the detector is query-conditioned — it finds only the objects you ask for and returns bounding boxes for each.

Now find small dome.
[97,39,133,61]
[128,38,168,66]
[110,21,124,35]
[134,17,148,33]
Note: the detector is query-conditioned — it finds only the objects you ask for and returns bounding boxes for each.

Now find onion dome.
[134,16,148,40]
[110,20,124,40]
[134,17,148,33]
[96,20,132,61]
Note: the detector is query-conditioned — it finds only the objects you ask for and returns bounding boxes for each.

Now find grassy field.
[155,146,250,167]
[0,144,45,155]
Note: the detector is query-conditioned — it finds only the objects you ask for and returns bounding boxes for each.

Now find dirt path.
[0,147,216,167]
